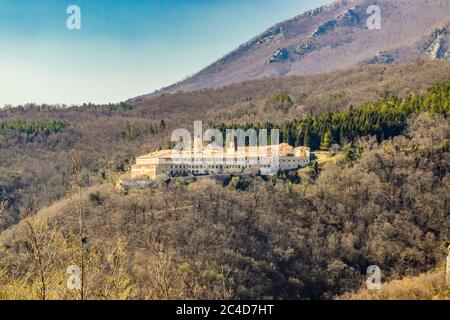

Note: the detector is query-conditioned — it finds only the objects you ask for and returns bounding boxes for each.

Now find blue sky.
[0,0,329,106]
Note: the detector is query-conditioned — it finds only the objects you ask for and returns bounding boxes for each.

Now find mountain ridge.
[132,0,450,102]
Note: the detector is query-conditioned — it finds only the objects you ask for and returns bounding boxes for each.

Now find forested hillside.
[215,80,450,150]
[0,61,449,232]
[0,61,449,299]
[341,270,449,300]
[0,112,448,299]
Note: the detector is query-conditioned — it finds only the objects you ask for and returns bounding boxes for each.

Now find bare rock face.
[266,48,289,64]
[426,28,449,60]
[133,0,450,100]
[429,38,448,59]
[239,26,284,52]
[311,19,338,38]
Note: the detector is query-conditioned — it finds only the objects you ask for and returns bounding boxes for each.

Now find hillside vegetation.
[340,270,449,300]
[215,80,450,150]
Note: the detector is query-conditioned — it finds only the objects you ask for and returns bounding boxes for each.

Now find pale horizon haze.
[0,0,329,106]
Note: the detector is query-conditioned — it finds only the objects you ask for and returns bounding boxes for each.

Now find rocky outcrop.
[364,51,395,64]
[422,27,449,60]
[339,8,362,27]
[429,38,448,59]
[266,48,289,64]
[305,0,350,18]
[311,19,338,37]
[294,43,321,57]
[310,8,362,38]
[431,27,449,38]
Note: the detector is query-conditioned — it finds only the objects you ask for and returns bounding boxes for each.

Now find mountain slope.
[1,109,449,300]
[133,0,450,100]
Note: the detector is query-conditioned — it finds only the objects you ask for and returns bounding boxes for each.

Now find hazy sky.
[0,0,329,106]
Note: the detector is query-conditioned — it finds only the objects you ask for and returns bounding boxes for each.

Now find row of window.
[167,162,304,170]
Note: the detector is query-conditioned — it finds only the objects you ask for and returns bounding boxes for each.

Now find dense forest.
[215,80,450,150]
